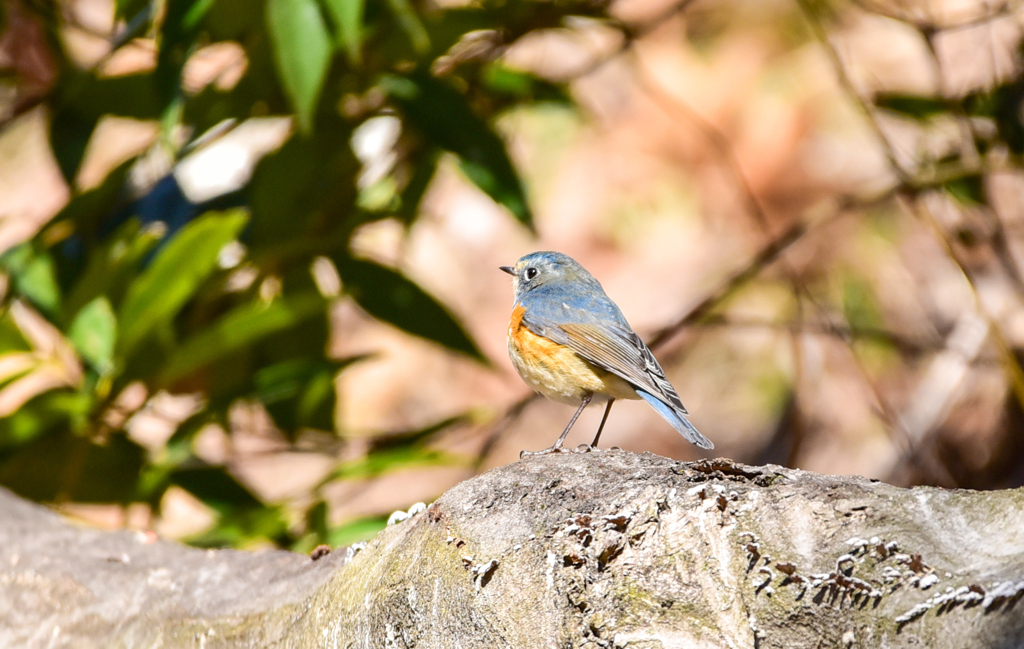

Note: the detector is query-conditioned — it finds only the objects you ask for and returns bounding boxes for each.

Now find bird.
[500,251,713,456]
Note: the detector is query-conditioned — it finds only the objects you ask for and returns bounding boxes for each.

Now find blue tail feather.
[636,390,714,450]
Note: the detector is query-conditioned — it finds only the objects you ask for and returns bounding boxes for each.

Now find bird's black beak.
[499,266,516,276]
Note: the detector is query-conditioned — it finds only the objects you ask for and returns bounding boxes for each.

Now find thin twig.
[848,0,1022,35]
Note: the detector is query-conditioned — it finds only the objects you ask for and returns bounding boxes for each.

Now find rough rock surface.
[2,452,1023,648]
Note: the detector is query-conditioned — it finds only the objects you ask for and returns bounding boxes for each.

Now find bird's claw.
[519,445,568,459]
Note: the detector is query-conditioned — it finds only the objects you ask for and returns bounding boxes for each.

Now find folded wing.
[521,312,713,449]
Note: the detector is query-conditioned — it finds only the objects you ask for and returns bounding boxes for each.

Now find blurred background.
[1,0,1023,550]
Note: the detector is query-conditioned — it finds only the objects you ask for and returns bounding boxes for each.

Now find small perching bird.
[501,251,713,456]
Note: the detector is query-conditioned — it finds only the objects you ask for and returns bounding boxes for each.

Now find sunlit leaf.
[321,0,364,64]
[335,257,486,361]
[267,0,333,133]
[0,314,31,354]
[0,353,35,388]
[380,71,533,228]
[50,72,167,184]
[68,296,116,375]
[117,209,248,358]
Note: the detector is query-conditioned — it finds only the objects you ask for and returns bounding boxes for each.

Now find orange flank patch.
[507,304,637,404]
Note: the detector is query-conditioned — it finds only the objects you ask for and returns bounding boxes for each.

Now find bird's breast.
[507,304,638,404]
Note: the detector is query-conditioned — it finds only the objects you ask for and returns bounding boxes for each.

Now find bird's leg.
[521,392,592,459]
[553,392,592,450]
[589,399,615,449]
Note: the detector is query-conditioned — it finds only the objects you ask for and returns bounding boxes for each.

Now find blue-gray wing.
[519,295,712,449]
[518,301,687,414]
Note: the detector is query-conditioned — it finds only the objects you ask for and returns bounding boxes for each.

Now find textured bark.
[2,452,1023,648]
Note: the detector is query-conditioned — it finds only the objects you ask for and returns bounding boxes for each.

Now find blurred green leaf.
[0,428,143,503]
[181,0,218,30]
[482,63,572,104]
[966,81,1024,155]
[874,93,949,120]
[48,159,132,248]
[321,0,364,64]
[327,515,387,547]
[136,411,216,505]
[159,292,326,387]
[320,414,467,485]
[50,73,167,183]
[0,352,35,389]
[323,446,465,483]
[68,296,116,375]
[335,257,485,361]
[247,129,358,250]
[395,147,439,224]
[49,109,98,185]
[384,0,429,54]
[188,504,292,548]
[0,314,31,354]
[367,413,468,453]
[306,498,329,538]
[255,355,365,432]
[944,174,985,206]
[0,245,61,319]
[381,70,533,228]
[64,219,163,320]
[117,209,248,358]
[267,0,333,133]
[115,0,148,20]
[170,463,263,513]
[842,276,882,331]
[0,392,91,451]
[172,464,290,547]
[292,509,387,553]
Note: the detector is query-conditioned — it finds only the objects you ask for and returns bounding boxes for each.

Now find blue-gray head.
[500,251,600,301]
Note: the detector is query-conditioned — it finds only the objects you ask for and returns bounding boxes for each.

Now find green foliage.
[874,93,950,120]
[267,0,333,133]
[117,210,249,359]
[381,70,533,227]
[0,0,590,550]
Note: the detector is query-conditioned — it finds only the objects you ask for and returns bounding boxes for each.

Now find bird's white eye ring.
[525,267,539,280]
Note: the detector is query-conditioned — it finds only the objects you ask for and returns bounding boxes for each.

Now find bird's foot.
[519,445,568,459]
[573,444,595,453]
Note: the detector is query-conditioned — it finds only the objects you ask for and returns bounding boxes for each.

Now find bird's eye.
[524,267,539,280]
